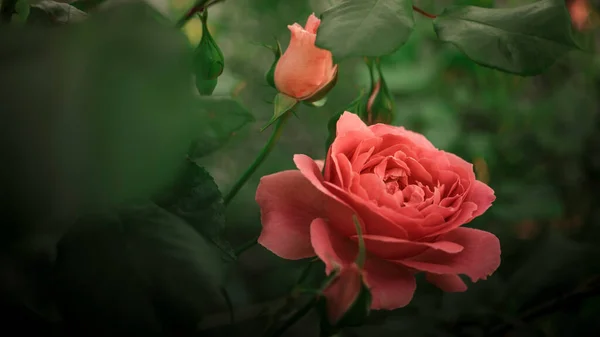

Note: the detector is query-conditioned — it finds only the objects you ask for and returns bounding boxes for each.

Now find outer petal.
[396,227,501,282]
[426,273,467,292]
[322,263,363,324]
[310,218,417,310]
[468,180,496,218]
[336,112,372,138]
[256,170,325,259]
[357,234,464,260]
[369,124,436,150]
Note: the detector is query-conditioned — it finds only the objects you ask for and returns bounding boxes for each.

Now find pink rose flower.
[274,13,338,101]
[256,112,500,311]
[567,0,591,31]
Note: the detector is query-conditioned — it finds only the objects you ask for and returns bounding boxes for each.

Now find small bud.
[193,10,224,80]
[265,40,282,89]
[195,77,218,96]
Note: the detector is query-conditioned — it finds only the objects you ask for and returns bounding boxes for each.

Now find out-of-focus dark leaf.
[0,1,197,233]
[155,159,236,261]
[53,204,227,336]
[189,97,255,159]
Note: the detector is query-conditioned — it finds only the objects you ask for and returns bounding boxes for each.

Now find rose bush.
[256,112,501,311]
[273,13,338,101]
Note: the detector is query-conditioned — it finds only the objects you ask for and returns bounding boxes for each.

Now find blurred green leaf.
[189,97,255,159]
[433,0,580,75]
[53,203,227,336]
[316,0,415,60]
[1,1,199,226]
[155,160,236,261]
[28,0,87,25]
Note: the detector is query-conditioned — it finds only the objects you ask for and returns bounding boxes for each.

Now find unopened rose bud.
[193,10,224,81]
[274,13,338,102]
[366,77,395,125]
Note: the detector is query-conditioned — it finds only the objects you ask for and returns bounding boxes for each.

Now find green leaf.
[433,0,580,75]
[188,96,255,159]
[155,160,236,261]
[261,92,298,131]
[316,0,415,60]
[53,204,227,336]
[14,0,30,23]
[0,2,199,224]
[27,0,87,25]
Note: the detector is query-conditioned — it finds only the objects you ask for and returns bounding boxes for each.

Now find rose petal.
[322,263,363,324]
[468,180,496,218]
[256,170,323,259]
[369,124,436,150]
[310,218,417,310]
[304,13,321,34]
[355,234,464,260]
[426,273,467,292]
[336,111,373,138]
[396,227,501,282]
[294,154,357,237]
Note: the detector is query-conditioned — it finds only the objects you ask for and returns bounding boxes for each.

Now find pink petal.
[304,13,321,34]
[468,180,496,218]
[294,154,357,237]
[322,263,363,324]
[336,112,372,138]
[369,124,436,150]
[364,257,416,310]
[397,227,501,282]
[256,170,323,259]
[310,218,417,310]
[357,234,464,260]
[426,273,467,292]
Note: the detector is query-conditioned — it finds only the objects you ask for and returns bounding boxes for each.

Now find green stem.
[224,112,291,206]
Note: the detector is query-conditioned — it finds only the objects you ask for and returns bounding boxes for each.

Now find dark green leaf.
[316,0,415,60]
[0,2,198,226]
[188,96,255,159]
[53,204,227,336]
[155,160,236,261]
[433,0,580,75]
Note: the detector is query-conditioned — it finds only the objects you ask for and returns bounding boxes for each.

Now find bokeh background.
[159,0,600,335]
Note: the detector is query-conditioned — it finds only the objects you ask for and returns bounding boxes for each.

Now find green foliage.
[155,159,236,261]
[316,0,415,60]
[433,0,581,75]
[53,203,227,336]
[188,96,255,159]
[0,1,197,226]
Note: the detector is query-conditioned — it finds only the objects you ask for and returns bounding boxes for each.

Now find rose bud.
[194,10,224,81]
[274,13,338,102]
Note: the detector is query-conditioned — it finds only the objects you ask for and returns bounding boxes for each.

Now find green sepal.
[260,92,298,132]
[303,96,328,108]
[265,39,282,89]
[193,10,225,80]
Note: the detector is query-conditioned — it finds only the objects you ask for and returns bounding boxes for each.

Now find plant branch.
[412,5,437,19]
[224,111,291,206]
[175,0,225,28]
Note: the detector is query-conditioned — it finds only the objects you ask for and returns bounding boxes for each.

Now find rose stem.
[224,111,292,206]
[412,5,437,19]
[175,0,225,28]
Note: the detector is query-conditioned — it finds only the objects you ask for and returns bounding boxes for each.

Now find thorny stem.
[412,5,437,19]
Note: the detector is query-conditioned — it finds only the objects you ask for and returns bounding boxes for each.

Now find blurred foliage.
[1,0,600,336]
